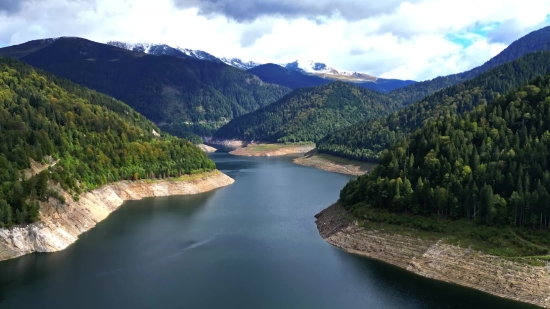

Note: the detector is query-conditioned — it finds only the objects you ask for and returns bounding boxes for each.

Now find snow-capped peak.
[106,41,375,80]
[283,60,376,82]
[106,41,223,63]
[219,57,261,70]
[107,41,262,70]
[108,41,160,54]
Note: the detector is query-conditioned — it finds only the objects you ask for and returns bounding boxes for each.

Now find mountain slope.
[0,37,291,136]
[219,57,261,70]
[282,60,416,92]
[109,41,414,92]
[356,79,417,93]
[389,25,550,106]
[109,40,414,92]
[0,38,59,59]
[284,60,376,82]
[215,27,550,146]
[107,41,224,63]
[317,51,550,162]
[252,63,416,92]
[0,57,215,227]
[340,74,550,233]
[247,64,332,89]
[213,82,401,143]
[107,41,261,69]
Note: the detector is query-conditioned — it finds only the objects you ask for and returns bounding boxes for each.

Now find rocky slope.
[316,203,550,308]
[0,171,234,261]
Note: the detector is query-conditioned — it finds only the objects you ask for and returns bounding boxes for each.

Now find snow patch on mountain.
[107,41,262,70]
[106,41,223,63]
[283,60,377,82]
[219,57,261,70]
[106,41,374,80]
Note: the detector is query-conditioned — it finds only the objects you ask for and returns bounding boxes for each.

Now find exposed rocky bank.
[293,150,373,176]
[229,144,315,157]
[197,144,217,153]
[316,203,550,308]
[207,139,247,148]
[0,171,234,261]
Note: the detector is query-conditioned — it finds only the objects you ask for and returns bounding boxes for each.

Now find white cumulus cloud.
[0,0,549,81]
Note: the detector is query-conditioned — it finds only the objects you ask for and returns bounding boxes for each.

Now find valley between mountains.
[1,23,550,309]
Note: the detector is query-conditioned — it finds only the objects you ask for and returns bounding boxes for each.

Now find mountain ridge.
[0,37,291,137]
[316,25,550,161]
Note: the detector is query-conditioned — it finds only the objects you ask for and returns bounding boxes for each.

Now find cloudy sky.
[0,0,549,81]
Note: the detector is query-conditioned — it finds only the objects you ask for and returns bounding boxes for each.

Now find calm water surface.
[0,150,539,309]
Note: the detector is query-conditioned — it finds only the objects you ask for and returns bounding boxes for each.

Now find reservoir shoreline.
[209,140,372,176]
[315,202,550,309]
[209,139,315,157]
[0,170,234,261]
[293,150,374,176]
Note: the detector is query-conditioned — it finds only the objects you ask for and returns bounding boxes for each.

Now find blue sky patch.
[446,23,499,48]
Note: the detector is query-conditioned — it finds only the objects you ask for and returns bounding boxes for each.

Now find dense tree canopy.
[213,82,402,143]
[341,75,550,231]
[0,38,291,137]
[318,52,550,161]
[0,57,215,227]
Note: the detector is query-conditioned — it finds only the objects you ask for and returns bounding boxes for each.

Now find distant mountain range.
[106,41,415,92]
[0,37,291,137]
[107,41,262,70]
[214,25,550,144]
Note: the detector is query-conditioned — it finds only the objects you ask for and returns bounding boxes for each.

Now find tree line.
[341,75,550,230]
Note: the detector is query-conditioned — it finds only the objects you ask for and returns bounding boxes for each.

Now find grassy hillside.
[0,57,215,227]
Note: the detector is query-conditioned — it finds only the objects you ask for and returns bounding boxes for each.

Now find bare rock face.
[315,203,550,309]
[197,144,217,153]
[0,171,234,261]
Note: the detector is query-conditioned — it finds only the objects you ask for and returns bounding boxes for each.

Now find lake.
[0,151,538,309]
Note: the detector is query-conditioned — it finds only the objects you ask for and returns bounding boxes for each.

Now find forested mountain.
[0,57,215,227]
[0,37,291,136]
[213,82,401,143]
[340,74,550,231]
[356,79,417,93]
[247,64,331,89]
[317,51,550,162]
